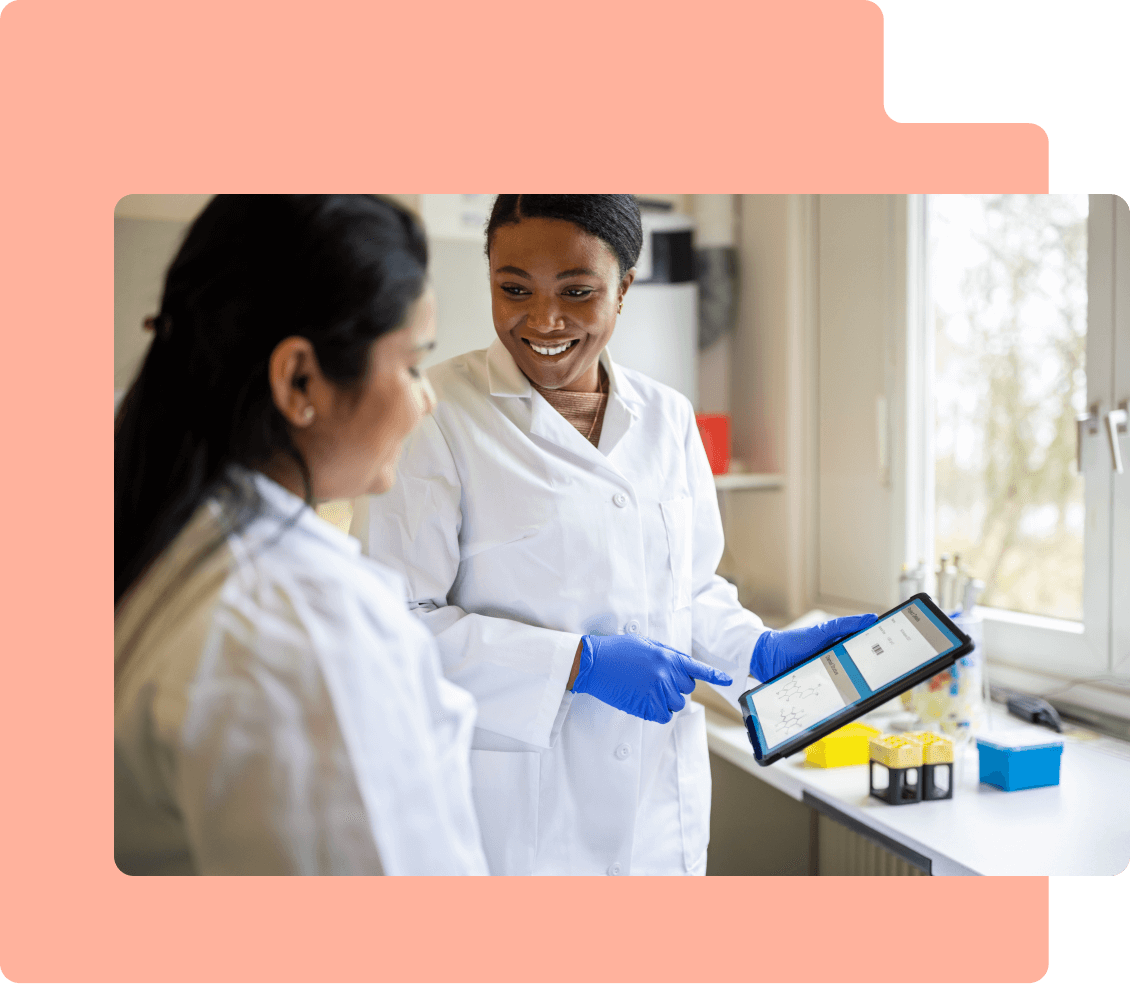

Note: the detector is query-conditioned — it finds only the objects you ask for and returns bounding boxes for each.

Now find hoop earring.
[618,299,624,315]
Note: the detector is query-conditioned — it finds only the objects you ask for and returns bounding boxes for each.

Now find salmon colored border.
[0,1,1049,981]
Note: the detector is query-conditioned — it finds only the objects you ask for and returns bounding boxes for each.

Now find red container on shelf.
[695,414,731,475]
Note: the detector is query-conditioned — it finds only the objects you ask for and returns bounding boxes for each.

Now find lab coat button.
[626,620,641,634]
[616,744,631,760]
[607,862,622,875]
[613,492,628,508]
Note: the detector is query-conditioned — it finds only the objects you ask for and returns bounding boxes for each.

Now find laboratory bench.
[700,698,1130,876]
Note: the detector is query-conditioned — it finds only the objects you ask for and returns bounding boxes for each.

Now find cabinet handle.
[1106,403,1128,475]
[876,395,889,486]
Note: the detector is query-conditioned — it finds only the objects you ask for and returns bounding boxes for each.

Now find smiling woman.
[486,194,641,393]
[352,193,874,876]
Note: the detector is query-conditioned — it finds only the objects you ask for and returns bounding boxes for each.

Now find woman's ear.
[619,267,637,301]
[268,337,323,428]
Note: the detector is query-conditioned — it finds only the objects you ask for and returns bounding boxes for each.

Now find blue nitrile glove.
[572,635,733,724]
[750,613,878,682]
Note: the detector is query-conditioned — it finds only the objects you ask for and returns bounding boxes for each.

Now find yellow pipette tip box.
[902,731,955,764]
[869,734,925,769]
[805,722,882,768]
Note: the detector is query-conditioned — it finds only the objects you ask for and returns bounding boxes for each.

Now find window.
[930,194,1087,622]
[921,194,1130,694]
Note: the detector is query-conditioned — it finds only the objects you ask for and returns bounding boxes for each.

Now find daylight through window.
[930,194,1088,621]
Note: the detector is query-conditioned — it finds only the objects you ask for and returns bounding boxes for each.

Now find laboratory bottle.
[952,555,969,617]
[937,555,958,613]
[934,555,946,611]
[913,578,986,738]
[947,606,986,737]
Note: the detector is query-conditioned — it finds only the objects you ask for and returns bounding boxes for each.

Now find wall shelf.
[713,473,784,491]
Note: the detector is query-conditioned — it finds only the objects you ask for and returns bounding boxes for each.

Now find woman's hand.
[570,635,732,724]
[750,613,878,681]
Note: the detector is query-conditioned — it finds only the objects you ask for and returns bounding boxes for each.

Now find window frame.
[911,194,1128,710]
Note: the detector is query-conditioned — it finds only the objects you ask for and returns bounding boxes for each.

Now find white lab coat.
[353,340,768,875]
[115,467,488,876]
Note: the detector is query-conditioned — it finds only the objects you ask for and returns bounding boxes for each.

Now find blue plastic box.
[976,731,1064,791]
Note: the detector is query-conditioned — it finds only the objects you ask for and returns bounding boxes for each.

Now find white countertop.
[704,704,1130,876]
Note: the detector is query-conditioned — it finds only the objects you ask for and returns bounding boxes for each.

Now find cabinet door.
[816,195,907,611]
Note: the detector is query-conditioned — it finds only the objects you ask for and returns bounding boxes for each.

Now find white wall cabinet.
[815,196,909,613]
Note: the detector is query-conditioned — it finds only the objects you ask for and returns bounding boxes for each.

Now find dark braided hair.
[486,195,643,277]
[114,194,428,606]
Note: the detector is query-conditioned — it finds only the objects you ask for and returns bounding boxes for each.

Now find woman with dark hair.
[115,195,487,875]
[353,195,873,875]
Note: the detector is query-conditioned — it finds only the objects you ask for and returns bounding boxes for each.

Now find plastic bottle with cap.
[914,576,987,739]
[936,554,958,613]
[895,560,929,714]
[940,582,985,741]
[950,554,963,613]
[961,577,984,618]
[953,555,970,617]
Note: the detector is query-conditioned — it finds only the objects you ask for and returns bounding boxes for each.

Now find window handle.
[1076,404,1099,473]
[1106,403,1128,475]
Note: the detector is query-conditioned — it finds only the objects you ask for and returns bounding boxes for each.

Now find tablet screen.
[744,599,964,754]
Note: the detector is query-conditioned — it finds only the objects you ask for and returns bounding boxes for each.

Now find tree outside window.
[931,195,1088,621]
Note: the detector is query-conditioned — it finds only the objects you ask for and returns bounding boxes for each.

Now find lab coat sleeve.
[352,416,581,749]
[683,409,768,710]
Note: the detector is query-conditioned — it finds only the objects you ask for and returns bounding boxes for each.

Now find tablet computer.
[738,593,973,765]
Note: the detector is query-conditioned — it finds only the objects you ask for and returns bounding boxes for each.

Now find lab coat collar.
[482,341,643,467]
[485,337,644,412]
[229,465,362,557]
[593,348,640,459]
[486,338,533,398]
[601,346,644,411]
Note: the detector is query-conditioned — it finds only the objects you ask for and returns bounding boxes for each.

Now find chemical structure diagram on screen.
[777,705,807,730]
[773,676,826,731]
[776,675,824,705]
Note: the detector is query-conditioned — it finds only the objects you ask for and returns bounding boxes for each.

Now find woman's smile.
[489,216,633,392]
[523,337,580,357]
